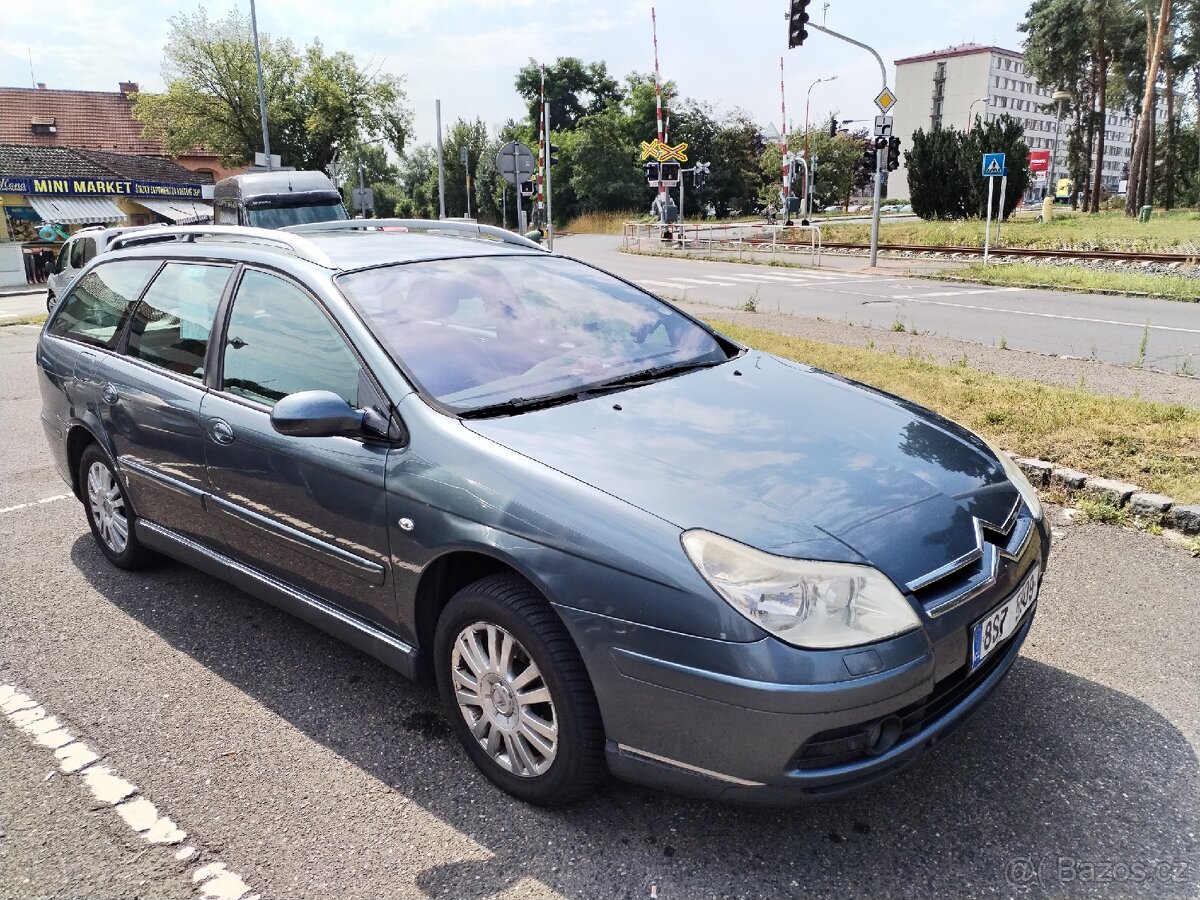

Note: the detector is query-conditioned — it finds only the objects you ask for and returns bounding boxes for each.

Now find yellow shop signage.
[1,175,203,200]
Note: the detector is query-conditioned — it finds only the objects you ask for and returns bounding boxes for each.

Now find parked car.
[36,220,1049,806]
[45,225,166,312]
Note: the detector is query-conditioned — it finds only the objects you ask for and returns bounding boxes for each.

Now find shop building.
[0,144,214,287]
[0,82,242,183]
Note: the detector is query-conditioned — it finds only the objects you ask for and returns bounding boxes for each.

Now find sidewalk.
[0,284,46,298]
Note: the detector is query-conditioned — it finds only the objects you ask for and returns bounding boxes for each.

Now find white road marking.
[193,863,257,900]
[2,683,256,899]
[638,279,699,290]
[891,295,1200,334]
[664,277,739,287]
[0,494,72,515]
[718,273,810,283]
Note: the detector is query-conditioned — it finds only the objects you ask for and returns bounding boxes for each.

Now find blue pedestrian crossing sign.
[982,153,1006,177]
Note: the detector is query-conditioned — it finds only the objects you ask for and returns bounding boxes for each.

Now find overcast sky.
[2,0,1025,151]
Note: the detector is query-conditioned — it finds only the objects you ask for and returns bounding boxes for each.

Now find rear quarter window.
[47,259,161,349]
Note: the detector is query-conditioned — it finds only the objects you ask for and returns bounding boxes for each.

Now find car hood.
[463,352,1021,590]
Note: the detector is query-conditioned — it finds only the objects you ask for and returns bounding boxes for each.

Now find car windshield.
[337,255,731,414]
[246,201,347,229]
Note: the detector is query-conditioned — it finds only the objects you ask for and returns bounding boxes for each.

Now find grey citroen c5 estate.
[36,221,1049,806]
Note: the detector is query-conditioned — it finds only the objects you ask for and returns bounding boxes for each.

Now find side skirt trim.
[136,520,417,678]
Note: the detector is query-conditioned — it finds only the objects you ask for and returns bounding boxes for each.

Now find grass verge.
[706,318,1200,504]
[932,262,1200,302]
[820,208,1200,253]
[0,314,47,327]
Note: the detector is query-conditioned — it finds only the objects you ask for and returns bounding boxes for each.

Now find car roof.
[99,222,548,274]
[304,232,542,270]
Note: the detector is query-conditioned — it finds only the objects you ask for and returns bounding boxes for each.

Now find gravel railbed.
[680,300,1200,409]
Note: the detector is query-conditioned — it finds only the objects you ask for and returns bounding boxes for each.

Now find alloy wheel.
[450,622,558,777]
[87,461,129,554]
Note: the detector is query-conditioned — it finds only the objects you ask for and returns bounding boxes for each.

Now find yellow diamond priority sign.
[874,87,897,114]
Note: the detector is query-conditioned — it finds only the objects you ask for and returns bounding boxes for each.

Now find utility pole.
[249,0,272,170]
[434,99,446,219]
[358,161,367,218]
[806,22,889,267]
[544,100,554,250]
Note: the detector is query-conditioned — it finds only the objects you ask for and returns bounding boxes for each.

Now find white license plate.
[970,567,1040,670]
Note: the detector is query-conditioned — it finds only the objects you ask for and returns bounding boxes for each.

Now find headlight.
[681,530,920,650]
[982,438,1043,521]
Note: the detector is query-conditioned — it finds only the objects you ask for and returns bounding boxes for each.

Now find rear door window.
[219,269,363,407]
[68,239,86,270]
[126,263,233,380]
[47,260,160,349]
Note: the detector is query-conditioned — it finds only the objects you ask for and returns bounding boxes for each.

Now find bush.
[904,114,1030,220]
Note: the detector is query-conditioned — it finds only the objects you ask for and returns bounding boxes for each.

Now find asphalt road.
[1,324,1198,899]
[558,234,1200,374]
[0,288,49,323]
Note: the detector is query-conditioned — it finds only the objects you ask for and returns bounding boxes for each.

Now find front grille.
[916,511,1035,616]
[793,634,1017,770]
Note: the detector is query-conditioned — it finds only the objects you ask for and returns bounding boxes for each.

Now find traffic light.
[828,116,837,138]
[548,144,560,166]
[886,136,901,172]
[659,162,681,183]
[862,142,877,170]
[643,161,660,184]
[693,161,711,188]
[519,179,534,198]
[787,0,811,48]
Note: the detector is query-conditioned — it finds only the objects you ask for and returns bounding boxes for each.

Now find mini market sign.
[0,175,203,200]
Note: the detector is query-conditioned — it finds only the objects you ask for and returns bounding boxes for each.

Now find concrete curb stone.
[1010,455,1198,536]
[1080,478,1140,506]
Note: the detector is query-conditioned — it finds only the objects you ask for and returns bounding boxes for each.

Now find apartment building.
[888,43,1162,200]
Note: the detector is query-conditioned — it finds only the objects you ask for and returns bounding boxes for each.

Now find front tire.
[46,290,56,313]
[434,574,606,806]
[78,444,157,570]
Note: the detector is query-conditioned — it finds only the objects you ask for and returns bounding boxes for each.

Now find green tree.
[966,115,1031,218]
[569,109,644,213]
[133,7,412,170]
[905,127,975,219]
[707,109,766,217]
[515,58,621,132]
[396,145,440,219]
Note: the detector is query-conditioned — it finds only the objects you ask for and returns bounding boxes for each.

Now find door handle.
[209,419,235,445]
[101,384,119,404]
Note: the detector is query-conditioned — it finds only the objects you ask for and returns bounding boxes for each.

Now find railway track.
[814,241,1200,264]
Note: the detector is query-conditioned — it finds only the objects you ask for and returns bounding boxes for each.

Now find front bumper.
[554,533,1047,804]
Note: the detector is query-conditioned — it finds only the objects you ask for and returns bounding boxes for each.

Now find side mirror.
[271,390,365,438]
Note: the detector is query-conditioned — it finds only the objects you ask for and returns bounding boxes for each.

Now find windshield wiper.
[459,358,724,419]
[458,390,585,419]
[578,358,724,396]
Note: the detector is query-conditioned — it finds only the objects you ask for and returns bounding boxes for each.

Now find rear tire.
[78,444,157,570]
[434,574,606,806]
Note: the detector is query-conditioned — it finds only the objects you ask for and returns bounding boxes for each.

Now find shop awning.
[135,198,213,224]
[27,196,127,225]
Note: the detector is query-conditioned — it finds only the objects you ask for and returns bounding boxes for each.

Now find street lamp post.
[968,97,989,127]
[249,0,272,170]
[1047,89,1071,201]
[803,75,838,216]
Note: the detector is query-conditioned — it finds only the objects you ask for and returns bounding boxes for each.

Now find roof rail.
[107,225,336,267]
[283,219,549,251]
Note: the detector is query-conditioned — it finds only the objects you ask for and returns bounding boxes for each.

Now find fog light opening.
[865,716,903,755]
